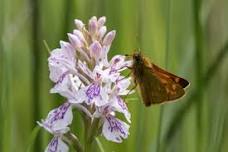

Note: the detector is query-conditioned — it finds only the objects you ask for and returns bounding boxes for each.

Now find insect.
[130,52,189,107]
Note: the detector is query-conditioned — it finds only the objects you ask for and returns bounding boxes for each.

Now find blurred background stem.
[0,0,228,151]
[30,0,42,151]
[156,0,172,152]
[156,0,172,151]
[164,41,228,147]
[63,132,83,152]
[0,0,4,150]
[193,0,204,151]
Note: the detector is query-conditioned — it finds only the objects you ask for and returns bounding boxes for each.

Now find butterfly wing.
[137,62,188,106]
[152,63,189,88]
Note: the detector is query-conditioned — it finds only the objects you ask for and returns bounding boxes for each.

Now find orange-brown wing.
[137,63,188,106]
[152,63,189,88]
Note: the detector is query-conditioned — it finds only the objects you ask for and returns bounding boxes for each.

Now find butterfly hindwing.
[138,67,168,106]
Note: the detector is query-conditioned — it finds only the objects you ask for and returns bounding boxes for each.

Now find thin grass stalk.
[213,108,227,152]
[1,1,12,150]
[95,138,105,152]
[30,0,42,151]
[216,79,228,151]
[62,0,73,40]
[164,42,228,146]
[193,0,204,151]
[0,0,4,150]
[63,132,83,152]
[1,42,11,152]
[208,77,228,152]
[156,1,172,152]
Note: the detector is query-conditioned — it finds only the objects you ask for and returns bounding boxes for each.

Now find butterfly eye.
[135,55,141,62]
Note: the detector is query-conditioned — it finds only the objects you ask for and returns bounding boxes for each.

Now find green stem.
[193,0,203,151]
[84,117,100,152]
[63,132,83,152]
[88,118,100,142]
[83,115,92,152]
[157,1,172,152]
[95,138,105,152]
[30,0,42,151]
[0,1,4,150]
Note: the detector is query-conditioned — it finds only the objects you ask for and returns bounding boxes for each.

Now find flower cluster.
[38,16,133,151]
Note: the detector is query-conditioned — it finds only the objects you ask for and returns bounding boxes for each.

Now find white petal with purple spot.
[45,136,69,152]
[38,103,73,134]
[102,115,129,143]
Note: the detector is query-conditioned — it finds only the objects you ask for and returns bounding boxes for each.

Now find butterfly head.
[133,51,143,64]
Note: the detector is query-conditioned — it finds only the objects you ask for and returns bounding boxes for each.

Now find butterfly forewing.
[152,63,189,88]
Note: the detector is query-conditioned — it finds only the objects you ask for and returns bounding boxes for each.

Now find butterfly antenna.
[138,48,141,54]
[43,40,51,54]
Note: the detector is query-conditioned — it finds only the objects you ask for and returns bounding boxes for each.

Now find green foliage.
[0,0,228,151]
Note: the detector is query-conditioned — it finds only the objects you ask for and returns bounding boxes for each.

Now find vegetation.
[0,0,228,151]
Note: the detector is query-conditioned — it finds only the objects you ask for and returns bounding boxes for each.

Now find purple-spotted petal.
[86,83,100,100]
[38,103,73,134]
[116,77,132,95]
[48,47,76,83]
[109,55,131,71]
[93,65,120,83]
[51,74,85,104]
[48,63,69,83]
[51,74,75,101]
[77,60,93,79]
[45,136,69,152]
[102,115,129,143]
[111,96,131,123]
[83,82,109,106]
[68,86,87,104]
[96,88,109,106]
[48,46,76,82]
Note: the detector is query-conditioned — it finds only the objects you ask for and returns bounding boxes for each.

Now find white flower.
[110,96,131,123]
[102,115,129,143]
[109,55,133,72]
[38,102,73,134]
[45,136,69,152]
[50,74,84,103]
[40,16,134,151]
[48,41,76,83]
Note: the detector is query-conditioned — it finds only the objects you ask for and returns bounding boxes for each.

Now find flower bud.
[89,41,102,59]
[73,30,86,43]
[98,26,107,40]
[60,41,74,52]
[103,30,116,46]
[68,33,83,48]
[88,16,98,35]
[74,19,84,30]
[98,16,106,27]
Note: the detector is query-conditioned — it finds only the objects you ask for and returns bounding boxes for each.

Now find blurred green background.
[0,0,228,151]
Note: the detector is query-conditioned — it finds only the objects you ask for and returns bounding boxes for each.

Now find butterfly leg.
[123,82,138,104]
[117,71,132,82]
[125,79,137,97]
[125,71,132,78]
